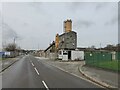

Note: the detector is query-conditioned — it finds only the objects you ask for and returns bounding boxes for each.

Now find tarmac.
[36,57,119,89]
[1,56,119,89]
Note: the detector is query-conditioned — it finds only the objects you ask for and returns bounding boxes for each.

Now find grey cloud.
[28,2,45,14]
[22,22,29,27]
[95,3,107,10]
[2,23,20,41]
[67,2,84,12]
[28,2,43,8]
[28,2,51,18]
[2,2,117,49]
[104,17,118,26]
[74,20,95,29]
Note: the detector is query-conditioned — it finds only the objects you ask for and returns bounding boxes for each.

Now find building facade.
[58,31,77,50]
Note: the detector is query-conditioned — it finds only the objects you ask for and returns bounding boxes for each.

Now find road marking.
[34,67,39,75]
[42,81,49,90]
[48,64,104,88]
[31,63,34,67]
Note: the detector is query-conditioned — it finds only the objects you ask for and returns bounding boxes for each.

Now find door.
[68,51,71,60]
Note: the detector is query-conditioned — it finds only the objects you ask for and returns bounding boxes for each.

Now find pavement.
[36,57,119,89]
[0,55,23,89]
[2,55,104,88]
[79,65,119,88]
[0,56,23,72]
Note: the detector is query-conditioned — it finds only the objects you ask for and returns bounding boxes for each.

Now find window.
[63,52,67,55]
[63,51,68,55]
[62,38,64,41]
[73,43,75,46]
[59,51,62,55]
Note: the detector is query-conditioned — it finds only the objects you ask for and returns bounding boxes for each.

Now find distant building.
[45,19,77,60]
[55,19,77,50]
[44,41,55,54]
[44,41,57,59]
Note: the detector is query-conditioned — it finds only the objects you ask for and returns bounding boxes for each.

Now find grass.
[87,60,120,71]
[0,57,13,60]
[98,60,119,71]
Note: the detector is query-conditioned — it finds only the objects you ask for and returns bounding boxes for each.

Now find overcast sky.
[1,2,118,50]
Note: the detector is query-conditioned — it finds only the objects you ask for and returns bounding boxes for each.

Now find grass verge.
[87,60,120,71]
[98,60,119,71]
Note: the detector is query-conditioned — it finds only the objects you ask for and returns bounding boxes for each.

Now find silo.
[55,33,59,49]
[64,19,72,33]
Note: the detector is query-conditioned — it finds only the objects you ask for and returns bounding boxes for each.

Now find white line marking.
[34,67,39,75]
[49,64,104,88]
[42,81,49,90]
[31,63,34,67]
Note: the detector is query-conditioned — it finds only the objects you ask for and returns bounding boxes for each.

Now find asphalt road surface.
[2,55,104,89]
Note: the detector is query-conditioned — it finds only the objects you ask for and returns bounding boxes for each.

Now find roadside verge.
[0,56,23,73]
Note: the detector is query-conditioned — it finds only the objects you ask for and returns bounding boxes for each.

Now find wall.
[71,51,84,60]
[49,53,57,60]
[59,31,77,49]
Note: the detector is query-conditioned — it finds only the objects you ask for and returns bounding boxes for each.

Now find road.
[2,55,105,89]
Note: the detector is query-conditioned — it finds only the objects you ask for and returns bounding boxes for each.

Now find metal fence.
[116,52,120,60]
[85,51,119,71]
[85,51,112,65]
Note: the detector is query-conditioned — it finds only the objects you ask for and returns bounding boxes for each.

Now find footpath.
[36,57,119,89]
[79,65,119,89]
[0,56,23,73]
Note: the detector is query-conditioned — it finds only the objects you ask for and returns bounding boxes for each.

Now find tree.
[5,43,17,51]
[91,45,95,49]
[104,44,116,51]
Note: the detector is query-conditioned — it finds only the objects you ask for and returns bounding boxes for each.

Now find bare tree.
[4,43,17,51]
[91,45,95,49]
